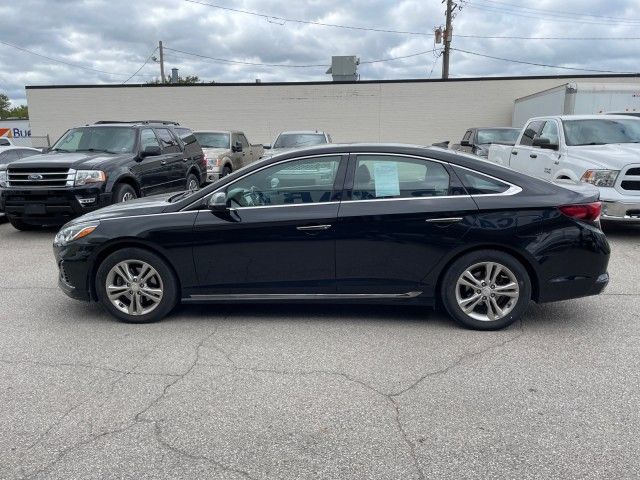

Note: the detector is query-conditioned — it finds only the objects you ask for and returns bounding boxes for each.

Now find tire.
[113,183,137,204]
[186,172,199,191]
[440,249,531,330]
[8,217,39,231]
[221,165,232,177]
[95,247,178,324]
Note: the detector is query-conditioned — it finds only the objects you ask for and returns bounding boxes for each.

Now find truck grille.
[7,168,75,188]
[619,166,640,193]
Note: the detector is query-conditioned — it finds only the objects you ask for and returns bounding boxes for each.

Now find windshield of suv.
[563,119,640,146]
[273,133,326,149]
[193,132,230,149]
[52,127,136,154]
[476,129,520,145]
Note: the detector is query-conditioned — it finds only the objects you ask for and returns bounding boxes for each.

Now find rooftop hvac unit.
[326,56,360,81]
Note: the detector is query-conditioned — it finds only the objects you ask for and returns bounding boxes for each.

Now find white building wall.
[26,76,640,145]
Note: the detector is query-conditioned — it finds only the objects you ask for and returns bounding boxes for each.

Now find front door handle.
[554,160,560,165]
[530,154,537,158]
[425,217,463,224]
[296,224,332,231]
[512,151,518,155]
[160,160,167,165]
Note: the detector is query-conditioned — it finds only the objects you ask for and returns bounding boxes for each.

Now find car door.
[335,153,478,295]
[528,120,561,181]
[134,128,167,196]
[510,120,545,176]
[190,154,347,296]
[155,127,185,190]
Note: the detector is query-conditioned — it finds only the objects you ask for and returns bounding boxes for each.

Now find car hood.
[569,143,640,169]
[5,151,131,170]
[66,192,175,226]
[262,147,299,158]
[201,147,231,158]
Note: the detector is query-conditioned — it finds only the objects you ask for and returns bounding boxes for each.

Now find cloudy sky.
[1,0,639,106]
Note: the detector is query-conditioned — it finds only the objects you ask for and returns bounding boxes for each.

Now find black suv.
[0,121,206,230]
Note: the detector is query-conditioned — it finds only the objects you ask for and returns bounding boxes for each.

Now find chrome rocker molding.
[183,291,423,302]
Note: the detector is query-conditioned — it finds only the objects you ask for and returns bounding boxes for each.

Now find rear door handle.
[512,151,518,155]
[296,224,332,231]
[160,160,167,165]
[530,154,537,158]
[425,217,463,224]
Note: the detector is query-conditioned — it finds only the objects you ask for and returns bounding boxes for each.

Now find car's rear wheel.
[113,183,137,203]
[221,165,232,177]
[186,172,199,191]
[95,248,178,323]
[440,250,531,330]
[8,217,39,231]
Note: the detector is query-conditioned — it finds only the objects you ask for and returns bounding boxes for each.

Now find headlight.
[205,157,220,170]
[0,169,6,188]
[580,170,619,188]
[54,221,99,247]
[75,170,106,186]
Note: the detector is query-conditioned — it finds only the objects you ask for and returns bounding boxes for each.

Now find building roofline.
[25,73,640,90]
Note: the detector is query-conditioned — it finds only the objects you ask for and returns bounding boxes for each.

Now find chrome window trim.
[447,164,523,197]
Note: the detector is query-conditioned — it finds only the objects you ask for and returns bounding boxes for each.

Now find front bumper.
[1,186,111,226]
[55,243,93,301]
[601,201,640,222]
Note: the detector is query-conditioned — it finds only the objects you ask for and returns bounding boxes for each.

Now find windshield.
[52,127,136,153]
[476,129,520,145]
[273,133,326,149]
[563,119,640,146]
[193,132,230,149]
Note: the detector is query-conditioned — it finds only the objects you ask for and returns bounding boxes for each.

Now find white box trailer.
[512,82,640,127]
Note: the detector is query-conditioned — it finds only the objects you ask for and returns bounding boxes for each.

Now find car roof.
[528,114,640,121]
[471,127,520,131]
[0,145,39,152]
[277,131,327,135]
[193,130,235,134]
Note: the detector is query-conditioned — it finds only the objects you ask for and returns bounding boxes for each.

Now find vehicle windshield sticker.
[374,162,400,197]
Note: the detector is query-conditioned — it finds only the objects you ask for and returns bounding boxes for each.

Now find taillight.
[558,202,601,222]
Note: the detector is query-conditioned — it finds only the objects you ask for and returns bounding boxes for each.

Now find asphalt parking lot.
[0,221,638,480]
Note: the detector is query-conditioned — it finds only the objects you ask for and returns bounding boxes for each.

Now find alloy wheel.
[455,261,519,322]
[121,192,135,202]
[188,178,199,190]
[105,260,164,316]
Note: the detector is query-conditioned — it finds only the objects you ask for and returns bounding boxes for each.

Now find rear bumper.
[538,272,609,303]
[1,186,111,226]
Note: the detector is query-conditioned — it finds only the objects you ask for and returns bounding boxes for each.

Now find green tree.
[0,93,28,119]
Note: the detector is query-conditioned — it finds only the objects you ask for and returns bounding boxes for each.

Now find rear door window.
[454,167,511,195]
[155,128,181,153]
[352,155,450,200]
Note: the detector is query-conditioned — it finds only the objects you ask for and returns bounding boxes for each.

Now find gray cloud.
[1,0,639,105]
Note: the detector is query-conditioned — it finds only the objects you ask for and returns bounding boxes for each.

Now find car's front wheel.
[186,172,200,191]
[440,250,531,330]
[113,183,137,203]
[221,165,232,177]
[95,247,178,323]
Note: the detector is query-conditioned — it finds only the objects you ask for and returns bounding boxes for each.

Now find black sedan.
[52,144,610,330]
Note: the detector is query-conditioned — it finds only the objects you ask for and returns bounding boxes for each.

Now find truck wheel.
[95,247,178,324]
[186,172,199,191]
[221,165,232,177]
[113,183,137,203]
[440,250,531,330]
[8,217,39,231]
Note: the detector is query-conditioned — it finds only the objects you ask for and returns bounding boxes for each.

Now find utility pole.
[442,0,453,79]
[158,40,165,83]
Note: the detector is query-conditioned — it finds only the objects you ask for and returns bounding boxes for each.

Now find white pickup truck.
[488,115,640,222]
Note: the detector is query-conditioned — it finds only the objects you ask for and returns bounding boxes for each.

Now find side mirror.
[207,192,228,212]
[232,141,243,152]
[140,145,161,158]
[532,137,558,150]
[263,144,272,149]
[460,140,471,147]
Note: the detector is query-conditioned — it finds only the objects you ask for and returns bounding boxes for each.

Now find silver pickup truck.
[193,130,264,182]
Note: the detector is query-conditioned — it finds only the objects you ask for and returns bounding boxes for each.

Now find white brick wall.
[26,76,640,146]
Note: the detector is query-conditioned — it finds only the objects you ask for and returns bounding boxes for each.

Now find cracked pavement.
[0,221,639,479]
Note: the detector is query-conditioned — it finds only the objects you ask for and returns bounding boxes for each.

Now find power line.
[183,0,432,36]
[164,46,438,68]
[462,1,640,26]
[451,48,640,74]
[456,34,640,40]
[0,39,156,77]
[467,0,640,23]
[123,47,158,83]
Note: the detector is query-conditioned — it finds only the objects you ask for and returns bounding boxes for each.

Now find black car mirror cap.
[140,145,162,158]
[263,144,272,149]
[532,137,558,150]
[460,140,472,147]
[208,192,229,212]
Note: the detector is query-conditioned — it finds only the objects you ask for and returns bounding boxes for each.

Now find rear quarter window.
[454,167,511,195]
